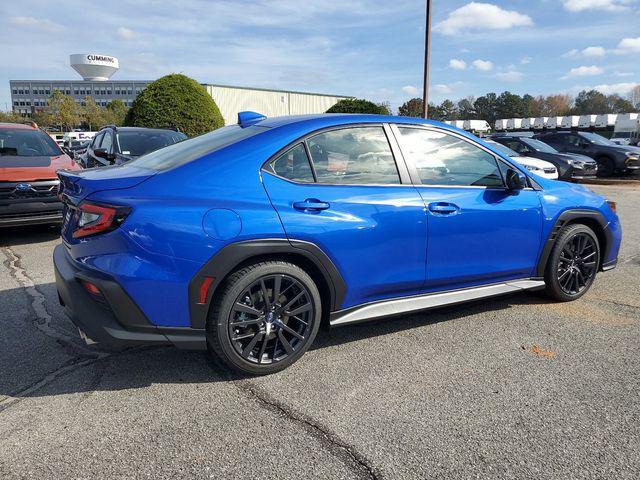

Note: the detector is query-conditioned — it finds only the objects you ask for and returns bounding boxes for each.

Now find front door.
[393,125,543,291]
[262,125,427,309]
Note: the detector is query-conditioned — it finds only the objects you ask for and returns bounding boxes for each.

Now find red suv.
[0,122,80,227]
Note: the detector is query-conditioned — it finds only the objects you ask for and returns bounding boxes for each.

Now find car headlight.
[626,153,639,161]
[567,159,586,168]
[524,164,542,172]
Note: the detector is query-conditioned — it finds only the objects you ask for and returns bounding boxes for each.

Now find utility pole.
[422,0,432,118]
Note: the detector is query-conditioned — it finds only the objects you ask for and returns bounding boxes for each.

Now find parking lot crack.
[235,380,380,480]
[1,245,99,356]
[0,354,103,413]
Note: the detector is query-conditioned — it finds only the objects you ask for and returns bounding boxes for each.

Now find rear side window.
[131,125,265,171]
[307,127,400,185]
[269,143,315,183]
[396,127,503,187]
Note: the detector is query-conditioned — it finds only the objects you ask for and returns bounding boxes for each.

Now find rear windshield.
[130,125,266,171]
[0,128,61,157]
[117,130,187,157]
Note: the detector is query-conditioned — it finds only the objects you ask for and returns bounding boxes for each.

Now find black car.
[491,135,597,181]
[534,131,640,177]
[83,126,187,168]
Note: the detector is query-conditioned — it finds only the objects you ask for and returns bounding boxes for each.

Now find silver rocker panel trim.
[329,279,546,326]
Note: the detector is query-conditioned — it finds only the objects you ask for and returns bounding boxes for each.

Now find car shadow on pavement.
[0,281,556,401]
[0,224,61,247]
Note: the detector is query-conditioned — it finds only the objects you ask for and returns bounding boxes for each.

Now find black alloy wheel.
[207,261,321,375]
[229,274,313,364]
[544,224,600,301]
[556,233,598,295]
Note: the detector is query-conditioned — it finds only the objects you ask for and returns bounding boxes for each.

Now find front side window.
[269,143,315,183]
[307,127,400,185]
[396,127,503,187]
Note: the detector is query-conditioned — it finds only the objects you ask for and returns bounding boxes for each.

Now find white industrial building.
[204,84,350,125]
[10,53,352,120]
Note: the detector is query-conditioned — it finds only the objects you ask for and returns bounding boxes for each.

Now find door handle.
[293,199,330,211]
[428,202,459,215]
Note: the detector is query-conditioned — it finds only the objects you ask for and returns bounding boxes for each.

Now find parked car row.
[1,122,187,228]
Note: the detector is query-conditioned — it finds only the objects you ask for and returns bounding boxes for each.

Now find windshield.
[131,125,266,171]
[579,132,616,146]
[117,130,188,157]
[521,138,558,153]
[0,128,61,157]
[485,140,518,157]
[612,132,632,139]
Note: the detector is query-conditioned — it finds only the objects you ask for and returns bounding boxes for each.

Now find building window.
[13,101,18,106]
[12,89,17,94]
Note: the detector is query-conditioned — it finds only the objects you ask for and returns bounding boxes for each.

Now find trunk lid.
[57,164,154,203]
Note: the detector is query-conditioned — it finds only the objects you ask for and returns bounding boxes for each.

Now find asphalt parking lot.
[1,183,639,479]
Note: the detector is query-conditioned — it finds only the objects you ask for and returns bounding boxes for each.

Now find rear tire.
[207,261,321,375]
[544,224,600,302]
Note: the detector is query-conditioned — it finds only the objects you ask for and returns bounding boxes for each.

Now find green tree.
[82,96,105,131]
[46,90,81,130]
[457,97,475,119]
[398,98,423,117]
[326,98,389,115]
[606,94,635,114]
[125,74,224,137]
[439,99,458,120]
[521,94,534,117]
[0,110,26,123]
[495,91,523,119]
[104,100,128,126]
[573,90,609,115]
[473,93,498,124]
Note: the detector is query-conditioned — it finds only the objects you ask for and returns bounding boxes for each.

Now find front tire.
[544,224,600,302]
[207,261,321,375]
[596,157,615,177]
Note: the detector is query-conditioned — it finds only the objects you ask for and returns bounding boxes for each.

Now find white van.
[62,131,96,148]
[560,115,580,129]
[594,114,617,129]
[578,115,597,129]
[521,118,535,130]
[494,119,508,131]
[464,120,491,133]
[611,113,640,146]
[546,116,562,129]
[506,118,522,131]
[533,117,549,130]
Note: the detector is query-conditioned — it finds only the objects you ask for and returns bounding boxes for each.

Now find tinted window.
[521,138,558,153]
[131,125,265,171]
[269,143,315,183]
[307,127,399,185]
[0,128,61,157]
[116,130,187,157]
[92,132,104,148]
[578,132,615,146]
[397,127,503,187]
[100,132,113,152]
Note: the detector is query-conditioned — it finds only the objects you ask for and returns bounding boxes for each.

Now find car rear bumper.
[53,244,206,350]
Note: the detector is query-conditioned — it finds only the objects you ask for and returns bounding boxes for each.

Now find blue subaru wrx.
[54,113,622,374]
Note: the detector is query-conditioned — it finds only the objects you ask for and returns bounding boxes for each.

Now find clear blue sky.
[1,0,639,112]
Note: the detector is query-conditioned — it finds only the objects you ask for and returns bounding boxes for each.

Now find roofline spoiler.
[238,111,266,128]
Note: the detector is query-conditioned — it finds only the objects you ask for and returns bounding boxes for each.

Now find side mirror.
[94,148,112,160]
[62,147,73,157]
[506,168,527,190]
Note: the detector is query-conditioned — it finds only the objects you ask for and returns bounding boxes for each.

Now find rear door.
[392,125,543,291]
[262,124,428,309]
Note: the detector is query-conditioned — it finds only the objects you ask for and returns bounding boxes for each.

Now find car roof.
[0,122,37,130]
[256,113,437,129]
[102,126,181,133]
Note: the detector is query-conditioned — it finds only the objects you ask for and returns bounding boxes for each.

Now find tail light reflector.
[73,202,130,238]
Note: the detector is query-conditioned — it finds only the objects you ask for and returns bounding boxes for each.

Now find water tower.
[70,54,119,81]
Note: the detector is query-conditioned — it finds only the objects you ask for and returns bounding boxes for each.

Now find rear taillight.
[73,201,130,238]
